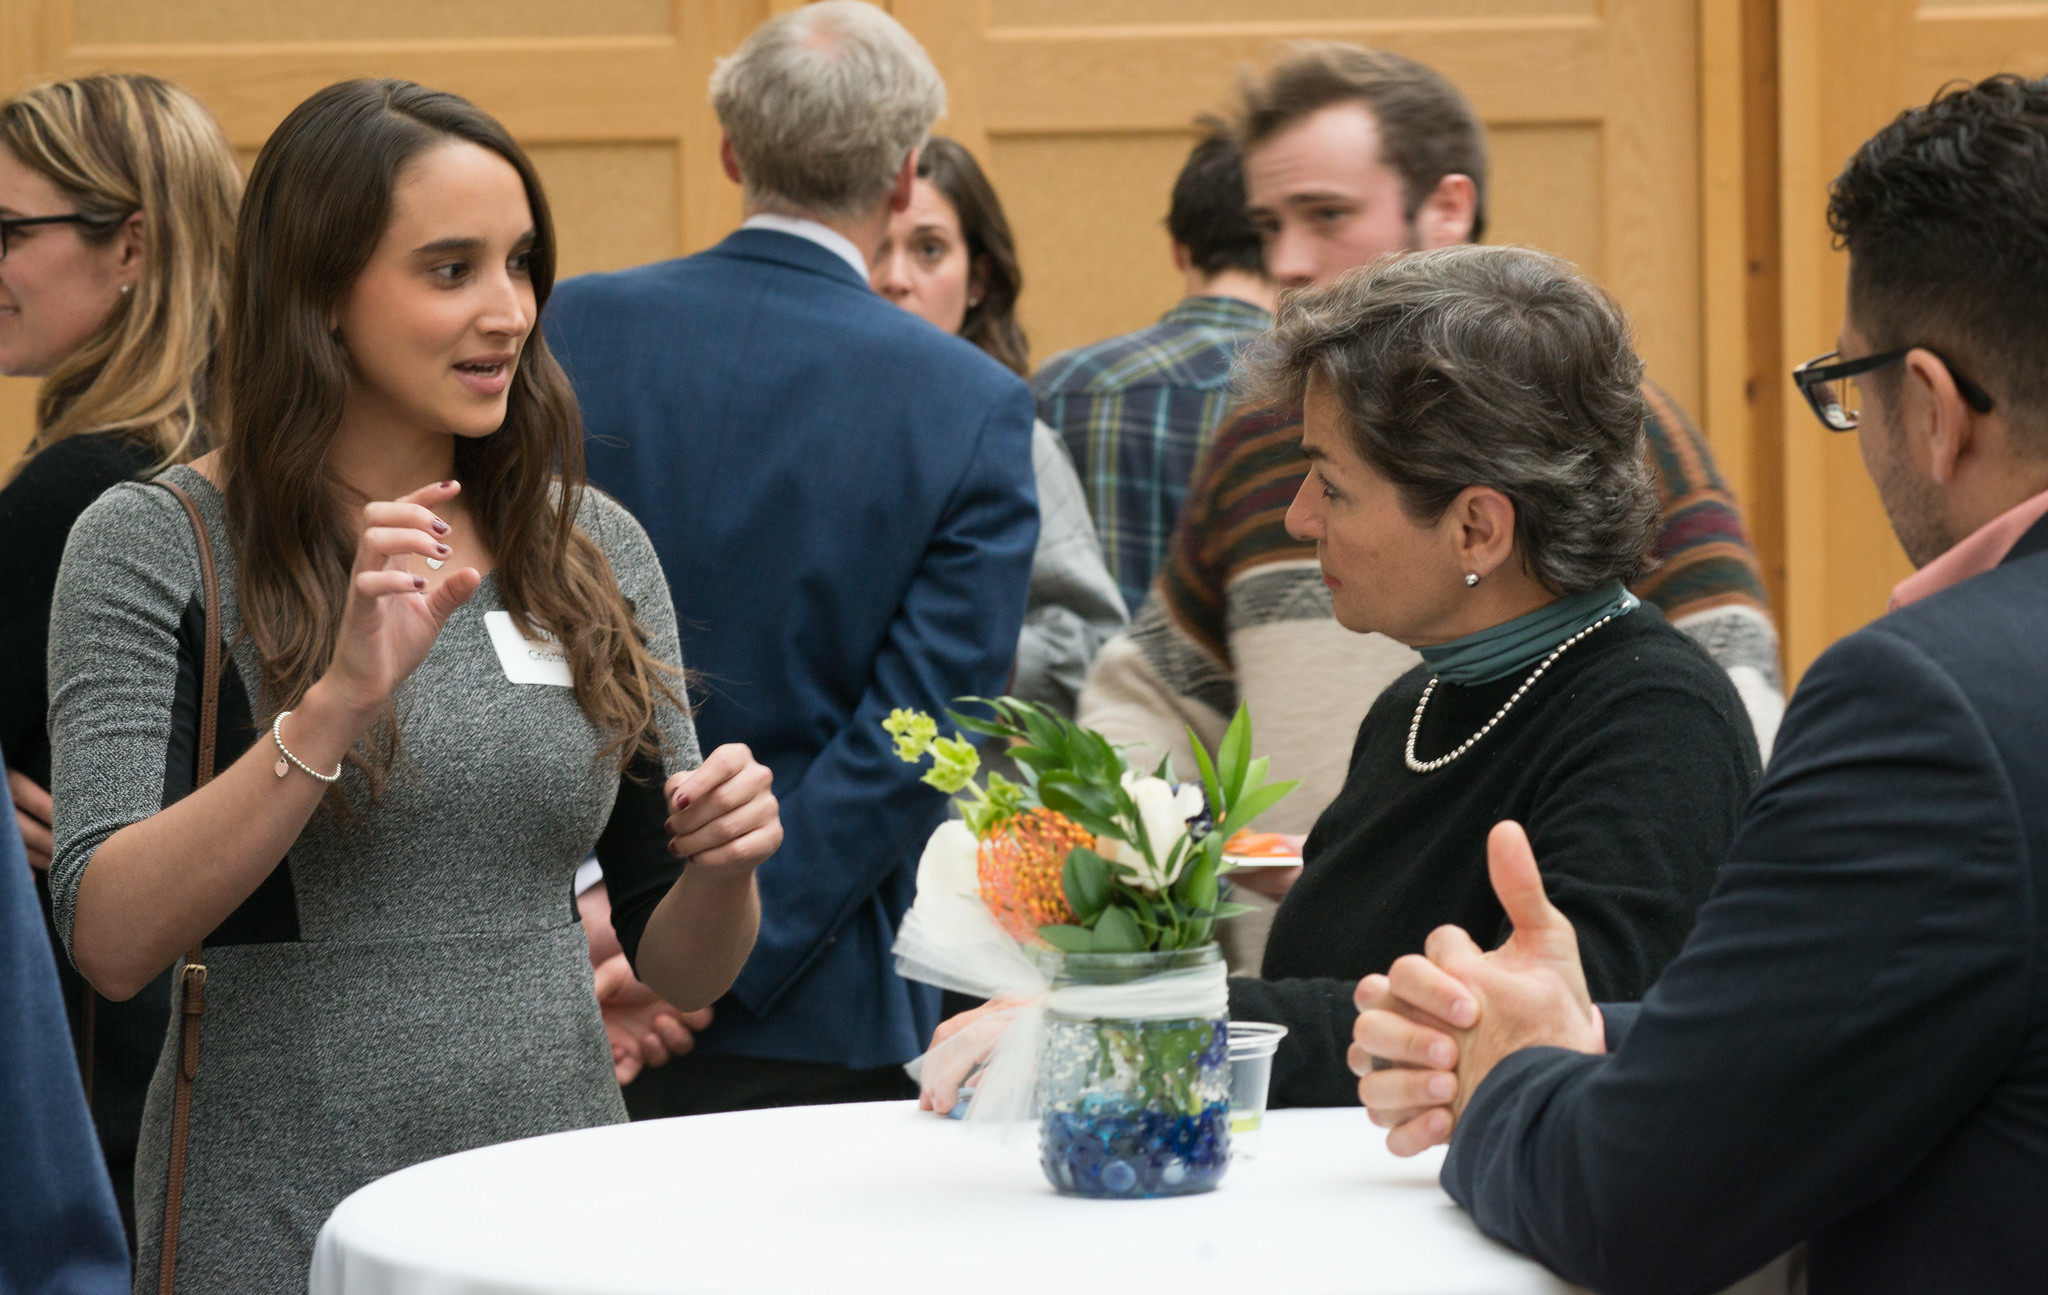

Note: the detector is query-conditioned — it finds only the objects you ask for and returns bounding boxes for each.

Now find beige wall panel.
[1601,0,1702,419]
[1483,123,1601,283]
[897,0,992,157]
[527,143,681,277]
[73,0,671,44]
[0,379,38,468]
[1777,0,2048,674]
[992,0,1593,22]
[63,40,690,147]
[1912,7,2048,84]
[980,22,1607,133]
[990,131,1191,369]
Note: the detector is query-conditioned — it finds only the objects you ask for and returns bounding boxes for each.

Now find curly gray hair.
[710,1,946,220]
[1239,244,1658,592]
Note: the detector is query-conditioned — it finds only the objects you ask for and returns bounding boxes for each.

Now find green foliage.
[1062,848,1115,922]
[1191,702,1302,835]
[1037,924,1096,953]
[1084,1019,1221,1118]
[882,708,938,762]
[891,696,1300,955]
[920,734,981,794]
[1090,906,1145,952]
[959,771,1027,837]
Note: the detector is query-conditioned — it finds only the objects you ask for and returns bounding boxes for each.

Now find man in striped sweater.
[1079,46,1783,966]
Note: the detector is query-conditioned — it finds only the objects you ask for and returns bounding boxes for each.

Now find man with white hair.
[546,2,1038,1113]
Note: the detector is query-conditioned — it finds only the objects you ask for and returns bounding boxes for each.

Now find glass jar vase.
[1036,945,1231,1198]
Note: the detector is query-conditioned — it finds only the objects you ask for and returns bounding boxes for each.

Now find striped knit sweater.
[1079,384,1785,847]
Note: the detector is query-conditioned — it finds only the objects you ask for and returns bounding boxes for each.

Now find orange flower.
[977,807,1089,943]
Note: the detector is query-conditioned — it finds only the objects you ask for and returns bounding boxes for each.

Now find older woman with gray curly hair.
[1229,244,1760,1107]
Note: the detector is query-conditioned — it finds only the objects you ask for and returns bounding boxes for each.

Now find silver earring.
[1464,572,1479,587]
[118,283,131,296]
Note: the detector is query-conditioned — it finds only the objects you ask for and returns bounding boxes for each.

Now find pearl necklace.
[1404,612,1618,774]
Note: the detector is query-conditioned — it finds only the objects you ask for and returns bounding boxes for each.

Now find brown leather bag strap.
[151,479,221,1295]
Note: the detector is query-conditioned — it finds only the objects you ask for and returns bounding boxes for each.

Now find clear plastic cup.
[1226,1021,1288,1159]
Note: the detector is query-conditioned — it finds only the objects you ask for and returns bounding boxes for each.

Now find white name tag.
[484,610,573,687]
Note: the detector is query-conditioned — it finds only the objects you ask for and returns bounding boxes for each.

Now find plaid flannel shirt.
[1032,296,1272,612]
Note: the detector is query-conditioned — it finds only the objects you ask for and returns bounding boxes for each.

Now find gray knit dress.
[45,466,700,1293]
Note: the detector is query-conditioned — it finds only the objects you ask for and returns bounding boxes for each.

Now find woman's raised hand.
[321,480,482,718]
[662,743,782,873]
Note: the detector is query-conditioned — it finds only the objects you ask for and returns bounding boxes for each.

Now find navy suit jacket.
[545,230,1038,1068]
[1,744,129,1292]
[1444,515,2048,1294]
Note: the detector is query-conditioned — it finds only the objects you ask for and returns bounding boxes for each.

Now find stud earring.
[1464,572,1480,587]
[118,283,131,296]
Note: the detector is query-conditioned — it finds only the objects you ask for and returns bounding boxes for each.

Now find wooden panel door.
[0,0,775,464]
[892,1,1704,425]
[1776,0,2048,673]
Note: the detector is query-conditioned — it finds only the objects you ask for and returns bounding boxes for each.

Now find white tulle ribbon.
[895,887,1229,1127]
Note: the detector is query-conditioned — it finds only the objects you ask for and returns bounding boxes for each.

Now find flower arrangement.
[883,697,1296,954]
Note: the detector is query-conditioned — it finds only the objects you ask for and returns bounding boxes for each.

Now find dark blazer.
[0,744,129,1293]
[1443,513,2048,1295]
[544,229,1038,1069]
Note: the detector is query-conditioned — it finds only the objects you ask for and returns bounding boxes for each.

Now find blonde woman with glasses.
[0,73,239,1249]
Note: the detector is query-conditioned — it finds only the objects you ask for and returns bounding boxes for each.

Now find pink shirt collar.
[1890,487,2048,610]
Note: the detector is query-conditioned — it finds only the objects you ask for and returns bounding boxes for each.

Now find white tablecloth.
[312,1102,1578,1294]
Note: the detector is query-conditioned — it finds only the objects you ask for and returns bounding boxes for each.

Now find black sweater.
[1,431,160,788]
[0,429,162,1244]
[1228,605,1761,1107]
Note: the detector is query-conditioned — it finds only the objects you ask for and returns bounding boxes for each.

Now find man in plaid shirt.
[1032,130,1277,614]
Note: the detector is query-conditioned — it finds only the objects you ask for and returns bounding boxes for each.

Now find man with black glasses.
[1355,74,2048,1295]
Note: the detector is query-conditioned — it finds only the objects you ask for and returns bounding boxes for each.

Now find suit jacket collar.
[2002,508,2048,566]
[709,227,873,291]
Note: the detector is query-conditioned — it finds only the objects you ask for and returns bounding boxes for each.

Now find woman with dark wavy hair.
[44,79,779,1290]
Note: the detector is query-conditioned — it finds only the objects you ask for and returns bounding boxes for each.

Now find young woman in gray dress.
[44,79,779,1292]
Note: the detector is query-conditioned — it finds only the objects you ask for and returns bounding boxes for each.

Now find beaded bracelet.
[271,710,343,784]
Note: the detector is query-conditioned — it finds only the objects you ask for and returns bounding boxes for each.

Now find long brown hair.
[916,137,1028,375]
[1,74,239,474]
[220,79,677,782]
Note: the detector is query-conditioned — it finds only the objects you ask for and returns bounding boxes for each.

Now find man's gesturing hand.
[1353,820,1605,1155]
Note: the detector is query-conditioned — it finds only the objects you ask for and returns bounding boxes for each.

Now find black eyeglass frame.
[1793,347,1995,432]
[0,212,97,261]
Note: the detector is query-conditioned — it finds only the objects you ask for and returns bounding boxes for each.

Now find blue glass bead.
[1100,1159,1138,1194]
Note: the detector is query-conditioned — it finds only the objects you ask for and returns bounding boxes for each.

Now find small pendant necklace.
[1404,612,1619,774]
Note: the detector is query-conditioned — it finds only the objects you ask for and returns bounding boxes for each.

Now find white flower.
[1097,772,1206,893]
[916,819,982,900]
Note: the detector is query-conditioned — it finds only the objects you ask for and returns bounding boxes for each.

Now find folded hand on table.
[1350,820,1605,1156]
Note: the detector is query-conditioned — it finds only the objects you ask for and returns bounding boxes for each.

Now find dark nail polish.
[435,543,450,556]
[413,576,427,590]
[431,518,450,535]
